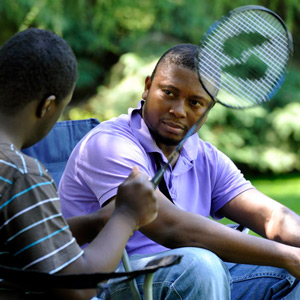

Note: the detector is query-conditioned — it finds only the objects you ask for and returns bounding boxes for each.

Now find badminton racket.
[151,5,293,187]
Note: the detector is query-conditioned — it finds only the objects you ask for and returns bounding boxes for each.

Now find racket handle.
[151,163,168,188]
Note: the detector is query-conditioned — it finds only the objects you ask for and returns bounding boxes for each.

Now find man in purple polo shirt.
[59,44,300,299]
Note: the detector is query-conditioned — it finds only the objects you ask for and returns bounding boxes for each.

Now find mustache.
[161,119,187,130]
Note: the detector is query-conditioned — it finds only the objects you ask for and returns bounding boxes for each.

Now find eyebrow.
[158,83,212,103]
[158,84,179,92]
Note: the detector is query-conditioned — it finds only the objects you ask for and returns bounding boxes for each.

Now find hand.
[115,166,158,230]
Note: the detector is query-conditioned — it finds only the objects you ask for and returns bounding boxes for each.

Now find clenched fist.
[115,166,158,230]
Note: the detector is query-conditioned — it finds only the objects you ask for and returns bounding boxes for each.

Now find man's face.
[142,63,213,148]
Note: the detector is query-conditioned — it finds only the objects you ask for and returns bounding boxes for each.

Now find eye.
[190,99,209,108]
[164,90,174,97]
[190,100,202,107]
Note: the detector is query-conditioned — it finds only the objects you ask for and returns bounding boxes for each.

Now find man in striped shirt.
[0,28,158,299]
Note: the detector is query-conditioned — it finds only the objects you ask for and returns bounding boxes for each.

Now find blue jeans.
[100,247,299,300]
[227,262,299,300]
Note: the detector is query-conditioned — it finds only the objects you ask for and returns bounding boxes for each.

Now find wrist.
[282,246,299,271]
[111,208,139,233]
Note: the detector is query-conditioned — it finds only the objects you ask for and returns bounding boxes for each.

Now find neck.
[0,108,35,150]
[0,120,23,149]
[158,143,179,168]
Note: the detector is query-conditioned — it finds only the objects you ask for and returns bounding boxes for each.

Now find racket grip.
[151,163,168,188]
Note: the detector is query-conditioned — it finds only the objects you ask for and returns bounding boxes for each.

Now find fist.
[115,166,158,229]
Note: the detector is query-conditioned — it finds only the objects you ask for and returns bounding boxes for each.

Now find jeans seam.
[167,258,196,300]
[106,280,175,298]
[169,284,183,300]
[232,272,295,285]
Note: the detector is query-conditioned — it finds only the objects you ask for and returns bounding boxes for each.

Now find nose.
[169,100,187,118]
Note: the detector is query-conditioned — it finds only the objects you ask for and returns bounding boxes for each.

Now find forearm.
[66,214,103,246]
[60,210,137,277]
[54,167,157,299]
[53,212,134,300]
[80,210,137,272]
[221,189,300,247]
[141,198,300,276]
[66,202,114,245]
[175,215,293,267]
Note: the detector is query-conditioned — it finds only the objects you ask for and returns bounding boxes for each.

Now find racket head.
[198,5,294,109]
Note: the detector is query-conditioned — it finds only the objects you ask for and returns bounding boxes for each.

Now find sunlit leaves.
[1,0,300,174]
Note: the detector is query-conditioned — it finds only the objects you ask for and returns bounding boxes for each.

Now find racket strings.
[200,58,261,106]
[249,12,289,45]
[199,8,291,107]
[200,39,274,104]
[221,11,289,70]
[200,42,276,106]
[223,13,288,95]
[205,14,287,85]
[239,12,289,64]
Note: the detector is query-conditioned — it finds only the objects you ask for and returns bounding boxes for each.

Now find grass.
[250,174,300,214]
[218,174,300,235]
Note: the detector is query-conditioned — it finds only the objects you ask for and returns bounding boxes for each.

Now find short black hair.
[151,44,200,79]
[0,28,77,115]
[151,43,220,97]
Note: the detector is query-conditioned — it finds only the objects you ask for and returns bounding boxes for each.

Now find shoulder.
[193,138,242,179]
[0,143,49,179]
[93,114,135,139]
[0,144,55,200]
[196,138,228,162]
[80,114,144,157]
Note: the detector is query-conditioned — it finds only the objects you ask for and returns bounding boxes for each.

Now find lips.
[161,120,185,134]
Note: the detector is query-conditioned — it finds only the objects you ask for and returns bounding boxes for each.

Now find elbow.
[265,205,292,242]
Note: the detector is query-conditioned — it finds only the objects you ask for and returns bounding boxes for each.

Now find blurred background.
[0,0,299,212]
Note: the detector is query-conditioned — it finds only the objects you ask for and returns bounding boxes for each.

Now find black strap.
[153,153,174,203]
[0,255,182,290]
[138,107,173,204]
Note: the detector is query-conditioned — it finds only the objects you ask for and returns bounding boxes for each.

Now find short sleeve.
[77,125,153,206]
[209,146,254,218]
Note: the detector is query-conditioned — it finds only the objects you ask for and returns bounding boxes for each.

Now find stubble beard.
[148,125,181,147]
[142,101,182,147]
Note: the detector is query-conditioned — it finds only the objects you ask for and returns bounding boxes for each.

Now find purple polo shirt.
[59,101,254,255]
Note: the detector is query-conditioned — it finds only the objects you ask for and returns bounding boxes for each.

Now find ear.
[37,95,56,118]
[142,76,152,100]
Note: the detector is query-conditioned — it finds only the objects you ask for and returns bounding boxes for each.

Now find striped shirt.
[0,143,83,277]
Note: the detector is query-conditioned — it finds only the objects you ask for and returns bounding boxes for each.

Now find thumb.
[128,166,140,179]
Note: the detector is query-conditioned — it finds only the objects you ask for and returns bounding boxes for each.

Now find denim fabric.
[101,247,231,300]
[226,262,300,300]
[100,247,300,300]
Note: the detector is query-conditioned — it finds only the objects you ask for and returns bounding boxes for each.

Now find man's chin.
[149,128,183,147]
[156,135,181,147]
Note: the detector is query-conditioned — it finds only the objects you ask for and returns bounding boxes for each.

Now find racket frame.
[151,5,293,187]
[198,5,294,109]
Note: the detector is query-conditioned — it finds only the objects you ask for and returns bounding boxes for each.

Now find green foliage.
[67,53,157,121]
[201,75,300,174]
[1,0,300,175]
[66,50,300,175]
